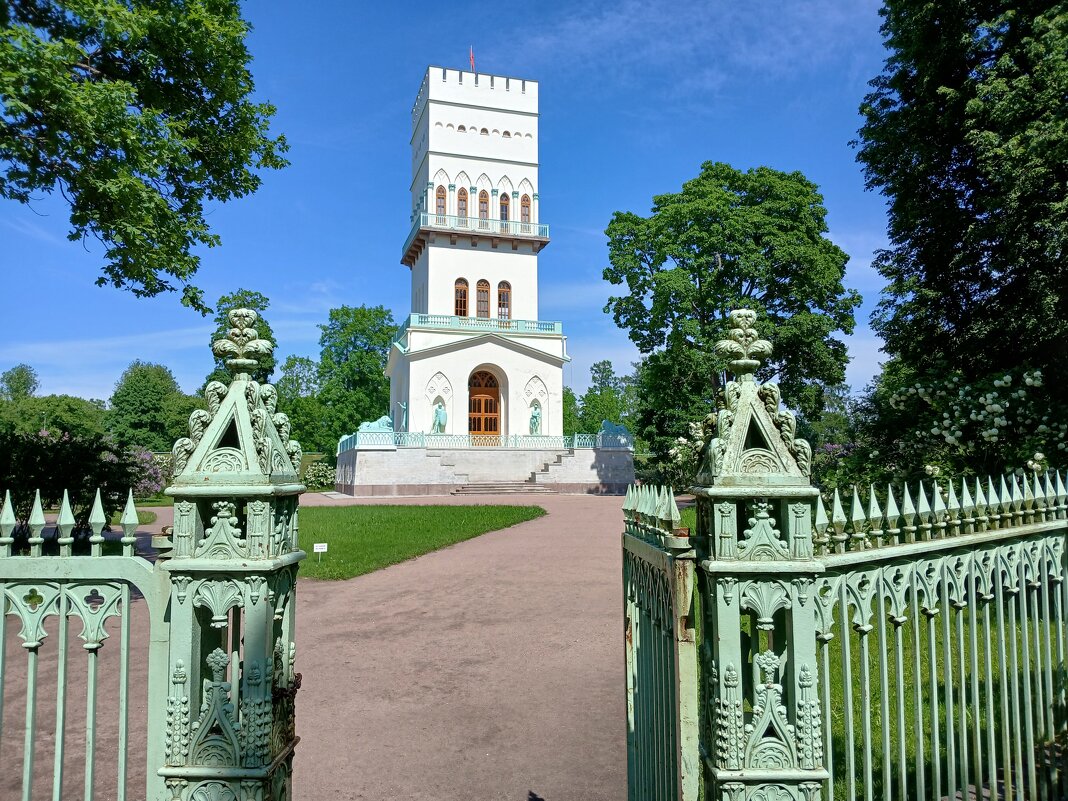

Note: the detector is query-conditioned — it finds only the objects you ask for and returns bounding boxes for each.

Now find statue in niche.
[431,401,447,433]
[529,403,542,435]
[395,401,407,431]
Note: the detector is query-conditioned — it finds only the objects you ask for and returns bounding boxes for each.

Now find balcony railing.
[403,212,549,259]
[393,313,562,346]
[418,212,548,239]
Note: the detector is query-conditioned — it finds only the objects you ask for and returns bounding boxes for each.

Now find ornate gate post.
[694,311,828,801]
[156,309,306,801]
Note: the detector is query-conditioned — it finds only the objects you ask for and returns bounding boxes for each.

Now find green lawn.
[297,504,546,580]
[110,508,157,526]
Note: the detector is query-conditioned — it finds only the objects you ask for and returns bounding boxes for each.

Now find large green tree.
[577,360,637,435]
[0,363,38,400]
[275,355,326,454]
[203,288,276,385]
[855,0,1068,381]
[562,387,580,436]
[604,161,860,456]
[0,1,287,311]
[0,393,106,438]
[108,360,196,450]
[315,306,396,455]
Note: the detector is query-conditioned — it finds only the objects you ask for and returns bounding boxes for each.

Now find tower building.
[385,66,567,440]
[335,66,633,496]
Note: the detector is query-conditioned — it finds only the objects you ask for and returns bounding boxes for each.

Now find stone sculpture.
[529,403,542,435]
[432,401,447,433]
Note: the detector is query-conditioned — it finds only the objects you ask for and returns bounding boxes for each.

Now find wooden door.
[468,371,500,444]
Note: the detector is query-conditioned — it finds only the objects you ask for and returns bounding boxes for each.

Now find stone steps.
[451,481,558,495]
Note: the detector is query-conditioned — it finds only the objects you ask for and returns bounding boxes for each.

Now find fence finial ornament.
[211,308,275,375]
[715,309,772,378]
[696,309,811,484]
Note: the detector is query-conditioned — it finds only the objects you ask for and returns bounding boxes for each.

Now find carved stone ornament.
[694,310,813,483]
[212,309,274,375]
[743,650,798,770]
[188,648,241,768]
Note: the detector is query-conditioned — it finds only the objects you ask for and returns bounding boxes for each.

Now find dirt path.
[292,493,626,800]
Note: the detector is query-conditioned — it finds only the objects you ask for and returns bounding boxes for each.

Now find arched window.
[435,185,446,217]
[478,190,489,225]
[476,279,490,318]
[520,194,531,224]
[454,279,469,317]
[457,188,468,219]
[499,193,510,222]
[497,281,511,320]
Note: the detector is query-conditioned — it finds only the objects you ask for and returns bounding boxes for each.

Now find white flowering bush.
[859,365,1067,481]
[302,461,335,490]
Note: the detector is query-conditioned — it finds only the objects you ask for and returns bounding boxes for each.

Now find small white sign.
[313,542,328,553]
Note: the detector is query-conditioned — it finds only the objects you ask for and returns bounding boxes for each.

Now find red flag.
[469,46,475,72]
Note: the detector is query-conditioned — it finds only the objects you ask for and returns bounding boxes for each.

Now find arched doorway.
[468,370,500,445]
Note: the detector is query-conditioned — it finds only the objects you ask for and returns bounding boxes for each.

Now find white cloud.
[0,214,69,247]
[493,0,882,104]
[830,227,889,296]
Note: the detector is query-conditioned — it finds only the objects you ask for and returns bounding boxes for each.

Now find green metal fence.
[0,309,306,801]
[624,310,1068,801]
[623,485,699,801]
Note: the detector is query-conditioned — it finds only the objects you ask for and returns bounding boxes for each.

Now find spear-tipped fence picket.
[0,308,305,801]
[622,484,700,801]
[0,486,162,801]
[813,471,1068,554]
[622,310,1068,801]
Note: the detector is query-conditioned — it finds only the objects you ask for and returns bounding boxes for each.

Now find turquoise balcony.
[393,313,563,347]
[402,212,550,266]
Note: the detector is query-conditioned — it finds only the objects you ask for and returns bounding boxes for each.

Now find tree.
[562,387,580,436]
[0,1,288,311]
[0,394,106,438]
[577,360,636,435]
[204,289,276,385]
[276,355,326,454]
[855,0,1068,383]
[0,363,38,400]
[109,360,193,451]
[604,161,860,457]
[315,306,396,455]
[276,355,320,403]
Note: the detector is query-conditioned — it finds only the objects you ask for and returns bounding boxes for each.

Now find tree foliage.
[315,305,396,455]
[0,363,38,400]
[562,387,580,436]
[604,161,860,457]
[0,1,288,310]
[855,0,1068,382]
[0,393,106,438]
[108,360,198,451]
[577,360,637,436]
[275,355,326,454]
[204,288,276,385]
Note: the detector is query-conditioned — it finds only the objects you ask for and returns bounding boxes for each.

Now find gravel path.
[293,492,626,800]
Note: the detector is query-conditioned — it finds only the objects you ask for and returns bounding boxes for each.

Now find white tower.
[386,66,568,440]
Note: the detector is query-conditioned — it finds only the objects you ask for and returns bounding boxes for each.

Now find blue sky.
[0,0,891,401]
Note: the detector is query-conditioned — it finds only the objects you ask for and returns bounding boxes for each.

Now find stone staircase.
[451,481,558,495]
[449,448,577,495]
